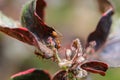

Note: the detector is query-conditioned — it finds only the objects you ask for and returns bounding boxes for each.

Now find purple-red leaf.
[81,61,108,76]
[87,0,114,51]
[10,68,51,80]
[52,70,67,80]
[35,0,46,21]
[0,12,54,59]
[97,0,114,14]
[21,0,61,48]
[0,27,39,47]
[0,26,55,58]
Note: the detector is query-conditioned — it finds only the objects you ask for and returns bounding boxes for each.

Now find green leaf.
[0,12,18,28]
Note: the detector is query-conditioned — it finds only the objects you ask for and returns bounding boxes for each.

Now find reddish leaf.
[0,1,56,58]
[97,0,114,14]
[21,0,61,48]
[52,70,67,80]
[0,27,39,47]
[0,26,55,58]
[87,0,114,51]
[35,0,46,21]
[10,68,51,80]
[81,61,108,76]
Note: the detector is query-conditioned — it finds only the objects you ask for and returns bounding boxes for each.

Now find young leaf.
[81,61,108,76]
[0,12,54,58]
[0,27,39,47]
[0,0,61,58]
[35,0,46,21]
[87,0,114,51]
[10,68,51,80]
[0,12,18,28]
[97,0,114,14]
[0,12,38,46]
[21,0,61,44]
[52,70,67,80]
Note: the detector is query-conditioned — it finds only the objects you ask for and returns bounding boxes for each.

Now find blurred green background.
[0,0,120,80]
